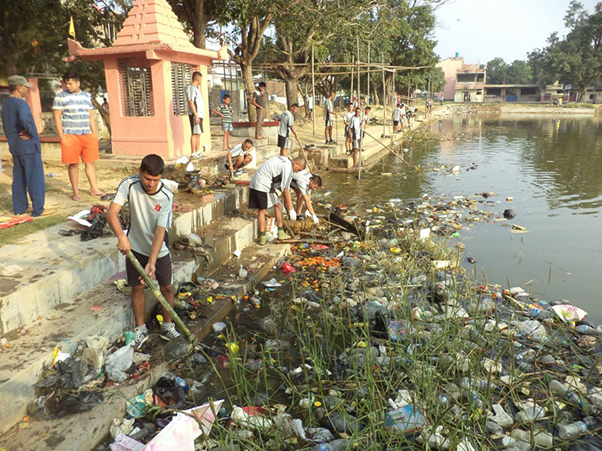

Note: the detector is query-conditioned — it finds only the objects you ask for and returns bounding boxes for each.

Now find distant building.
[435,54,486,103]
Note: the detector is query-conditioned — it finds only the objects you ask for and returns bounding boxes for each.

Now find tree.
[485,57,509,84]
[529,1,602,101]
[267,0,378,108]
[167,0,221,49]
[506,60,534,84]
[212,1,286,121]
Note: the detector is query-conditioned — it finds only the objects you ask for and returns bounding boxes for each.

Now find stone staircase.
[0,186,290,449]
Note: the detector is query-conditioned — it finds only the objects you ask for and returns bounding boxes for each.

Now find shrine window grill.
[118,59,154,117]
[171,63,192,115]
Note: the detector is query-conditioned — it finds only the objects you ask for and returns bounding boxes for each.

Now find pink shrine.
[68,0,226,157]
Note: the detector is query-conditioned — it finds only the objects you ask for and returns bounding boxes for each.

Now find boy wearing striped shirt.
[53,70,105,201]
[213,94,233,151]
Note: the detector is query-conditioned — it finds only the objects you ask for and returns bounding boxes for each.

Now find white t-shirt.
[278,110,294,137]
[113,175,174,258]
[292,169,312,195]
[344,111,354,126]
[393,108,402,121]
[350,115,362,135]
[324,99,334,119]
[186,84,204,118]
[229,143,250,159]
[308,96,314,109]
[249,156,294,193]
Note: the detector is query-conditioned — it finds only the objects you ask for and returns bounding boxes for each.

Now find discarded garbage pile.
[161,201,601,450]
[60,204,129,240]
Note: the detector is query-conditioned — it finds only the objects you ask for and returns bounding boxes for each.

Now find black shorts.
[126,249,173,287]
[277,134,289,149]
[393,120,399,126]
[249,188,268,210]
[188,115,204,134]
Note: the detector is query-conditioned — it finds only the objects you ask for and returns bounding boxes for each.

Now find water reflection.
[319,115,602,323]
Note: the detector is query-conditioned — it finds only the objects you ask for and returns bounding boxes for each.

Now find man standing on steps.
[2,75,51,217]
[106,154,181,350]
[277,103,299,157]
[249,155,306,245]
[187,71,204,156]
[52,70,105,201]
[252,82,267,140]
[324,92,336,144]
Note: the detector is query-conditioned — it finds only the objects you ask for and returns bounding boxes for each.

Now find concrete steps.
[2,242,290,449]
[0,188,258,432]
[0,189,246,335]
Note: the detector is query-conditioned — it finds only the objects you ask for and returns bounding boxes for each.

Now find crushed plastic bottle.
[511,429,553,447]
[557,417,594,440]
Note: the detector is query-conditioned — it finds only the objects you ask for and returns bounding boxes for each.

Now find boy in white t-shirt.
[107,154,181,350]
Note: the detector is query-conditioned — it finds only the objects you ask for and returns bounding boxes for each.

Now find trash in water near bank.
[24,193,602,449]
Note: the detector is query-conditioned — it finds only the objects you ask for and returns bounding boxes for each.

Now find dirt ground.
[0,99,432,246]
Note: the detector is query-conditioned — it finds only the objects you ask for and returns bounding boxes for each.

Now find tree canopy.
[528,1,602,101]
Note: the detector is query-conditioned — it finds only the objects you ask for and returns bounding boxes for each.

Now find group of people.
[2,71,105,218]
[392,102,419,133]
[342,101,372,168]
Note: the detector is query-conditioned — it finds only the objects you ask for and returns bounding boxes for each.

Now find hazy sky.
[434,0,599,64]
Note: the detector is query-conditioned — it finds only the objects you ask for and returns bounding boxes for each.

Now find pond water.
[318,113,602,324]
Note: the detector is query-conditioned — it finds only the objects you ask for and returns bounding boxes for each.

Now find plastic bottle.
[549,379,569,397]
[511,429,554,447]
[557,417,594,440]
[575,324,601,336]
[515,405,545,423]
[486,420,503,435]
[174,376,189,390]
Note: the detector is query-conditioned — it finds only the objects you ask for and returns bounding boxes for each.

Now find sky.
[434,0,599,64]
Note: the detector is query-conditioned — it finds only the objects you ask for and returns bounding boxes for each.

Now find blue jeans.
[12,152,45,216]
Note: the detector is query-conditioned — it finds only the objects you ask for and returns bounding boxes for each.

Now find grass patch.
[0,215,65,246]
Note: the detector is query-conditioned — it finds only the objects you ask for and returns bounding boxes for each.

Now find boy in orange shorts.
[53,70,105,200]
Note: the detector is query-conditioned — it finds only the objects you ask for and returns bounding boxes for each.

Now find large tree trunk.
[284,77,299,109]
[241,63,256,122]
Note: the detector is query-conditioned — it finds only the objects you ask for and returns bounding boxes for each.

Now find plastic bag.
[551,304,587,322]
[105,345,134,383]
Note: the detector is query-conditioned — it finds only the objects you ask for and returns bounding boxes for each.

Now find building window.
[171,63,193,116]
[477,90,482,95]
[590,94,596,100]
[118,59,154,117]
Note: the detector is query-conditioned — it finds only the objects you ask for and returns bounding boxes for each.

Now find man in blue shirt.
[1,75,49,217]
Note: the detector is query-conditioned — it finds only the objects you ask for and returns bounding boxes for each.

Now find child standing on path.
[343,103,355,154]
[324,92,336,144]
[52,70,105,201]
[213,94,233,151]
[277,104,299,157]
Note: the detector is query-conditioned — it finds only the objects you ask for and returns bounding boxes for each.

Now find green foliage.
[485,58,533,84]
[529,1,602,101]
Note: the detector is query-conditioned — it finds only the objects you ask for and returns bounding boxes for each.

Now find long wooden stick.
[126,251,192,340]
[363,130,409,166]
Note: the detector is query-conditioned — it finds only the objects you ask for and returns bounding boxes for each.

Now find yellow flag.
[69,17,76,39]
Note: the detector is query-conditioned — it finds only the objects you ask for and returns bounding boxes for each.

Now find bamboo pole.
[126,251,192,340]
[357,36,361,109]
[350,56,354,107]
[311,43,316,137]
[367,41,371,104]
[382,53,386,137]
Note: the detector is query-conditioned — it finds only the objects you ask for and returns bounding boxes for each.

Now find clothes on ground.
[112,175,174,258]
[291,169,312,196]
[1,97,45,216]
[249,156,294,194]
[216,104,233,124]
[52,90,94,135]
[186,84,204,118]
